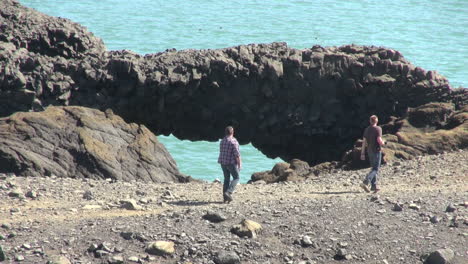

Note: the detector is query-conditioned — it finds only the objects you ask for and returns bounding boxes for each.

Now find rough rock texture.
[254,102,467,183]
[342,102,468,169]
[0,150,466,263]
[0,106,191,183]
[1,0,466,166]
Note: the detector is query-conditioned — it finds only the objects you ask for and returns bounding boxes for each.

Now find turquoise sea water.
[20,0,468,182]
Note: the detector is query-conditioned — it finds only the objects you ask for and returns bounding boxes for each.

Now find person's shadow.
[309,191,361,195]
[166,200,224,206]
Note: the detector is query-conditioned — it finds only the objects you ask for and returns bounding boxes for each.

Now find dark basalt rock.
[0,106,192,183]
[1,0,466,167]
[342,102,468,169]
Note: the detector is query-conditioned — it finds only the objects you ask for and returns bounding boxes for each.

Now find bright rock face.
[0,106,191,182]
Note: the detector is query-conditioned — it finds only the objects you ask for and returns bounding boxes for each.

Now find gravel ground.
[0,150,467,264]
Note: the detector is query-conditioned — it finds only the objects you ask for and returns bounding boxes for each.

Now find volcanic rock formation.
[1,0,467,167]
[0,106,191,182]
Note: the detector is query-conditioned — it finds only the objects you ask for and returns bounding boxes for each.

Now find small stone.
[128,256,140,263]
[15,255,25,261]
[0,245,6,261]
[335,248,351,260]
[120,231,135,240]
[146,241,175,256]
[21,244,31,250]
[377,209,386,214]
[409,203,420,210]
[94,250,109,258]
[87,244,99,252]
[120,199,142,210]
[82,191,94,200]
[424,248,454,264]
[393,203,403,211]
[99,242,113,253]
[203,211,227,223]
[139,198,149,204]
[445,204,456,213]
[231,219,262,238]
[10,208,21,213]
[338,242,348,248]
[25,190,37,199]
[82,204,102,210]
[46,255,71,264]
[108,255,124,264]
[430,216,440,224]
[213,250,241,264]
[213,178,221,183]
[301,236,314,247]
[8,188,24,198]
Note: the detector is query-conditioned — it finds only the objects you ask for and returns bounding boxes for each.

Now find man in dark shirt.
[360,115,385,193]
[218,126,242,203]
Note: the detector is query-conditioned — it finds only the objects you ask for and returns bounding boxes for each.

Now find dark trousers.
[365,151,381,186]
[221,164,239,194]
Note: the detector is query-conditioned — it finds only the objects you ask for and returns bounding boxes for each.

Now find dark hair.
[225,126,234,136]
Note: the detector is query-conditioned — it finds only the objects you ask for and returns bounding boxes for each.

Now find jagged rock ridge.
[1,0,466,166]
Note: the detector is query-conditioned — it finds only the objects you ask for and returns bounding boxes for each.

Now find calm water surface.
[20,0,468,182]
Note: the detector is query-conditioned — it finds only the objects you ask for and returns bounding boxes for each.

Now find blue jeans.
[365,151,381,187]
[221,164,239,194]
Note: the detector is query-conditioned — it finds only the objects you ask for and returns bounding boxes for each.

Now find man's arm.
[377,136,385,146]
[360,138,367,160]
[232,140,241,170]
[377,127,385,146]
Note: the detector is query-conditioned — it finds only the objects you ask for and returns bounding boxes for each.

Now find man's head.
[369,115,378,125]
[225,126,234,136]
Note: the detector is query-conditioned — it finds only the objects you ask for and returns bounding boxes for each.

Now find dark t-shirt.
[363,125,382,153]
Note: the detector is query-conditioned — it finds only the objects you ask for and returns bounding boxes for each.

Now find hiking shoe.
[360,183,370,193]
[223,192,233,203]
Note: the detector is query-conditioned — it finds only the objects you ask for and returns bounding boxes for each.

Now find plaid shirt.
[218,136,240,165]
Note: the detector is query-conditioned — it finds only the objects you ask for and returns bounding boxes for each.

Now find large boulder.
[1,0,466,167]
[0,106,191,182]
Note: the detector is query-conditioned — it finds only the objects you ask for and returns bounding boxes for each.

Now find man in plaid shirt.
[218,126,242,203]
